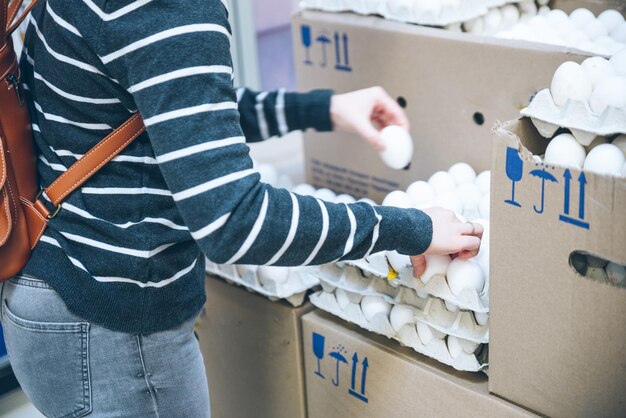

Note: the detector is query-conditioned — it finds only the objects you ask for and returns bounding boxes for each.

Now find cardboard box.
[489,118,626,418]
[196,276,314,418]
[293,11,591,201]
[550,0,625,15]
[302,310,536,418]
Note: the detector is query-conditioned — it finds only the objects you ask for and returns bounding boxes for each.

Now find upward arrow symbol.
[578,172,587,220]
[350,352,358,391]
[563,169,572,215]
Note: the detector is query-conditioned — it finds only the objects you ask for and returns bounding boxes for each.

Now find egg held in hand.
[379,125,414,170]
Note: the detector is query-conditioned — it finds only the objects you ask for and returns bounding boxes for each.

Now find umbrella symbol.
[316,33,332,67]
[329,348,349,387]
[530,168,558,214]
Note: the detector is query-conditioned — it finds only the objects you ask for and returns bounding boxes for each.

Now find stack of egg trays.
[205,259,320,307]
[522,88,626,146]
[347,252,489,313]
[310,263,488,372]
[300,0,487,26]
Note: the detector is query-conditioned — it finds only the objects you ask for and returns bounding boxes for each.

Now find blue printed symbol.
[334,32,352,72]
[329,345,348,387]
[316,32,332,67]
[348,352,369,403]
[312,332,325,379]
[559,170,589,229]
[530,168,558,214]
[504,147,523,207]
[301,25,313,65]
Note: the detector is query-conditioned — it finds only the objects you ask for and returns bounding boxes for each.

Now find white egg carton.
[310,290,488,372]
[300,0,487,26]
[345,253,490,313]
[317,264,489,343]
[522,89,626,145]
[205,260,319,307]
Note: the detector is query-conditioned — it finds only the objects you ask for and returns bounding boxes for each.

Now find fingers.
[376,94,410,130]
[411,255,427,278]
[355,122,385,151]
[459,221,484,239]
[456,235,481,254]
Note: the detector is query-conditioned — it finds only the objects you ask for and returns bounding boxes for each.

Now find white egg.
[478,192,490,219]
[416,321,434,346]
[358,197,378,205]
[292,183,316,196]
[257,265,290,286]
[314,188,337,201]
[257,164,279,187]
[386,251,411,273]
[420,255,452,284]
[550,62,593,107]
[456,183,482,209]
[360,295,391,322]
[583,19,608,40]
[609,48,626,76]
[447,336,480,359]
[538,6,550,16]
[335,194,356,204]
[444,300,459,312]
[589,76,626,114]
[434,191,464,215]
[474,311,489,326]
[544,133,587,169]
[611,23,626,43]
[475,170,491,195]
[612,135,626,156]
[519,0,537,16]
[448,162,477,185]
[387,0,413,19]
[484,8,503,34]
[413,0,442,18]
[406,180,436,207]
[428,171,457,195]
[446,259,485,296]
[335,288,351,311]
[598,9,624,33]
[584,144,626,176]
[586,254,608,268]
[382,190,413,208]
[473,219,490,277]
[547,9,570,26]
[587,136,609,153]
[389,305,415,332]
[581,56,615,88]
[501,5,520,29]
[606,262,626,286]
[463,16,484,34]
[570,8,596,29]
[235,264,258,279]
[379,125,413,170]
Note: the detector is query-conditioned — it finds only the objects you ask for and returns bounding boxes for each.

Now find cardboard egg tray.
[310,289,488,372]
[521,89,626,146]
[300,0,487,26]
[317,264,489,343]
[345,253,490,313]
[205,260,320,307]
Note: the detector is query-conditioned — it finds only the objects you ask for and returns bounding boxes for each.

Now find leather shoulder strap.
[6,0,37,36]
[44,113,145,207]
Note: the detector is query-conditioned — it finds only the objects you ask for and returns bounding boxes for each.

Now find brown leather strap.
[0,0,7,42]
[7,0,36,35]
[44,113,145,207]
[7,0,24,31]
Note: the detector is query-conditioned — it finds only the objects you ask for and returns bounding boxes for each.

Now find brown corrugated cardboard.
[550,0,625,15]
[489,118,626,418]
[293,11,591,201]
[302,310,536,418]
[196,276,314,418]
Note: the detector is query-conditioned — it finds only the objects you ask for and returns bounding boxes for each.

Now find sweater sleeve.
[235,88,334,143]
[97,0,432,265]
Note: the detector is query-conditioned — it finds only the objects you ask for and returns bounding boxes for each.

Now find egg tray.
[317,264,489,343]
[345,253,490,313]
[522,88,626,146]
[205,260,320,307]
[299,0,487,26]
[310,290,488,372]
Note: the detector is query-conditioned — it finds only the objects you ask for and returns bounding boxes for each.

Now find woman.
[1,1,482,416]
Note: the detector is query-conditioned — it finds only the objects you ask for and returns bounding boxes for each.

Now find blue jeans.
[0,276,210,418]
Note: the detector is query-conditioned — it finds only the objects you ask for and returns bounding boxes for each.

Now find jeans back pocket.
[2,300,91,418]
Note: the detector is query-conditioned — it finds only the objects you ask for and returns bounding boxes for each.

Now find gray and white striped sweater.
[20,0,432,333]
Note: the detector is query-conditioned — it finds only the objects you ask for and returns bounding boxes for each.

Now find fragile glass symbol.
[312,332,325,379]
[301,25,313,65]
[504,147,523,207]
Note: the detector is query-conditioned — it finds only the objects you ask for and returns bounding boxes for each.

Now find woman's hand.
[330,87,409,151]
[410,207,484,277]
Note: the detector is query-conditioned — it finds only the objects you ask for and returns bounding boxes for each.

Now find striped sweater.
[20,0,432,333]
